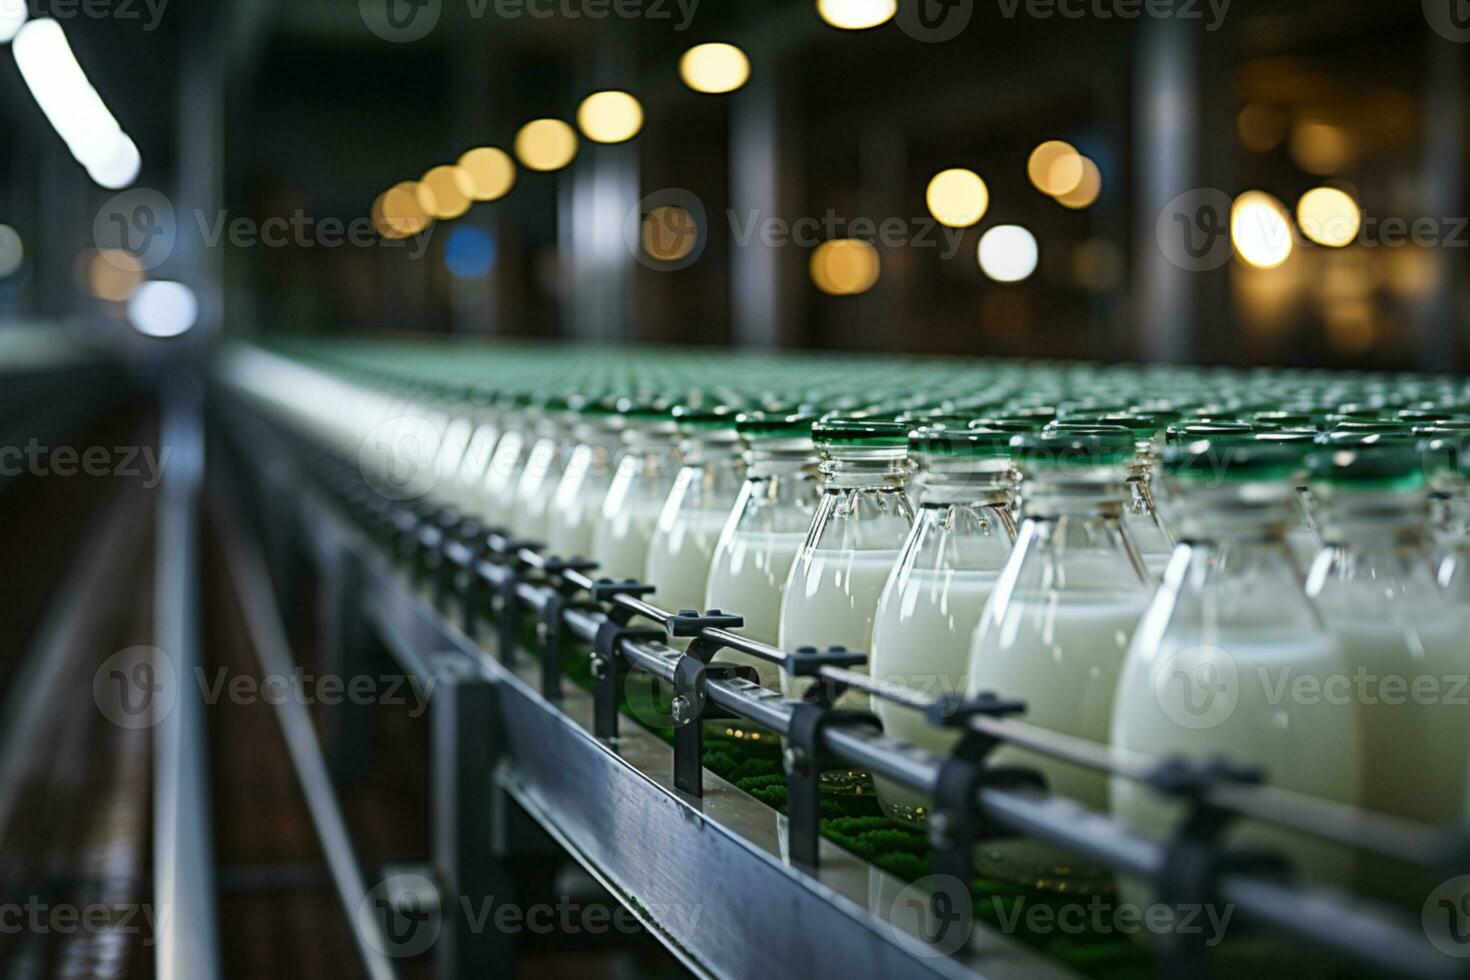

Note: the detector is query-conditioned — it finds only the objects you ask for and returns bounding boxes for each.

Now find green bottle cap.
[812,418,910,448]
[1009,428,1136,468]
[1164,441,1306,482]
[1306,445,1428,490]
[909,426,1014,458]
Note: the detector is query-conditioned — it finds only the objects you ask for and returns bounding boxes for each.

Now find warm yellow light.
[810,239,880,296]
[641,206,699,262]
[417,165,473,220]
[925,169,989,228]
[1289,119,1354,176]
[1028,140,1083,196]
[816,0,896,29]
[679,43,750,94]
[1296,186,1360,248]
[577,90,645,144]
[514,118,579,172]
[1231,190,1293,269]
[457,147,516,201]
[1055,157,1102,209]
[1237,104,1286,153]
[376,182,431,239]
[88,249,144,302]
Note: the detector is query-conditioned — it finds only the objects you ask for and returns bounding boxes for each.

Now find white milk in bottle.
[546,395,623,559]
[778,419,913,713]
[1112,439,1362,918]
[646,405,745,614]
[967,428,1153,891]
[870,426,1016,822]
[592,401,681,582]
[705,412,821,686]
[1304,439,1470,906]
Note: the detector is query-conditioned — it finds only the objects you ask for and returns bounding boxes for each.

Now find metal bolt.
[783,746,808,775]
[670,695,693,725]
[536,622,550,644]
[590,656,608,681]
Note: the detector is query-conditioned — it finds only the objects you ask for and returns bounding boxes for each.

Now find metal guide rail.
[218,385,1470,980]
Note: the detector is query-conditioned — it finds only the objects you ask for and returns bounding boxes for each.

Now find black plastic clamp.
[664,611,756,797]
[536,572,598,701]
[780,645,868,707]
[591,618,664,739]
[493,543,543,668]
[447,520,490,631]
[587,577,657,606]
[925,692,1044,953]
[1146,755,1282,976]
[540,554,600,581]
[785,696,881,867]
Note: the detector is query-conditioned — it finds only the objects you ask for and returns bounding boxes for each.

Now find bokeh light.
[1027,140,1083,196]
[417,165,473,220]
[88,249,143,301]
[457,147,516,201]
[445,226,497,279]
[1231,190,1294,269]
[977,225,1039,283]
[0,224,22,278]
[925,169,989,228]
[816,0,896,30]
[1296,186,1360,248]
[679,43,750,94]
[810,239,880,296]
[375,182,431,239]
[127,280,198,338]
[641,206,699,263]
[515,118,579,172]
[577,91,644,144]
[1054,157,1101,209]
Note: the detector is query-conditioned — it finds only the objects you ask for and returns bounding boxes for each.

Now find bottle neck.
[819,447,911,491]
[1020,473,1130,520]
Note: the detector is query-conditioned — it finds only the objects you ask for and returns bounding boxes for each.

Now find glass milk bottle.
[778,419,913,710]
[704,412,821,687]
[967,429,1153,891]
[545,396,623,559]
[1420,431,1470,598]
[1111,441,1361,909]
[870,427,1016,823]
[1304,442,1470,905]
[645,405,745,613]
[445,386,505,517]
[478,392,534,528]
[592,401,681,581]
[510,395,574,542]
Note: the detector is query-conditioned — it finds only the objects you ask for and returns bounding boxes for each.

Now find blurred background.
[0,0,1466,367]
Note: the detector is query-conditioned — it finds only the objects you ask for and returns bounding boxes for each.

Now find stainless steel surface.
[153,390,222,980]
[362,545,1076,980]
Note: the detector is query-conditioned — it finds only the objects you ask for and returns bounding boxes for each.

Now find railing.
[223,385,1470,980]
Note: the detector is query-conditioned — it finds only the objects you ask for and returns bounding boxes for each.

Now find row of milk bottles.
[303,365,1470,906]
